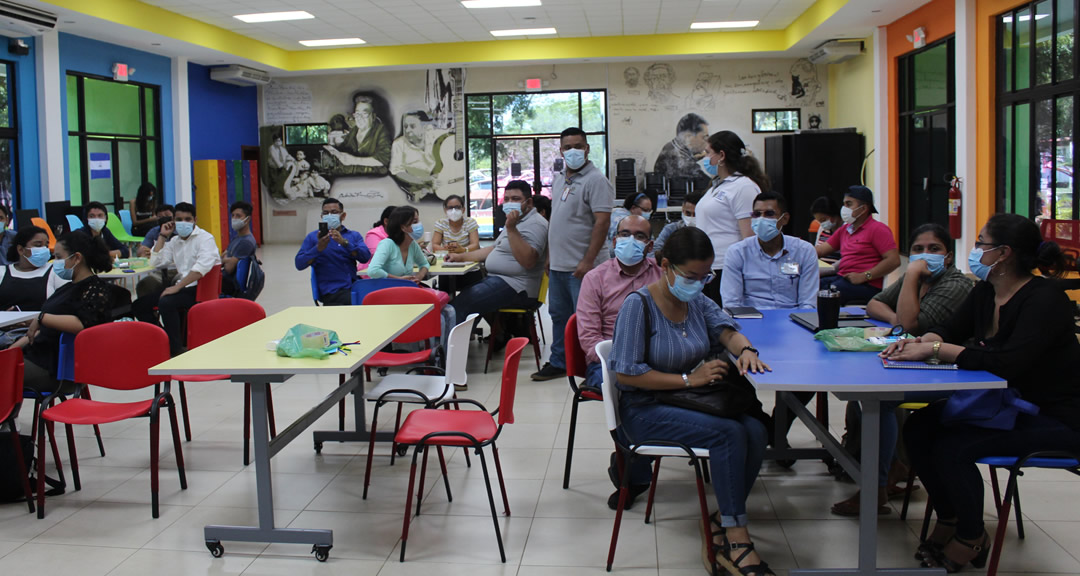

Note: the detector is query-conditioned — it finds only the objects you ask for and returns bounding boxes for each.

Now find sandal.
[915,518,956,562]
[699,513,724,576]
[713,528,776,576]
[922,531,990,573]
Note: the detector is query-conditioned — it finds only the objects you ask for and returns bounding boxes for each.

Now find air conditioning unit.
[210,65,272,86]
[0,0,56,35]
[808,40,863,65]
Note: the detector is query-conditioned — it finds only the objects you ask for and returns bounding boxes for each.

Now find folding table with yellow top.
[149,304,431,562]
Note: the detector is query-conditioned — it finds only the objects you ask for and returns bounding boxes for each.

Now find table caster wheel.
[206,540,224,558]
[397,445,409,457]
[312,544,332,562]
[314,442,323,454]
[776,459,796,469]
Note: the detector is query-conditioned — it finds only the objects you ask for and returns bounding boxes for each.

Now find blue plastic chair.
[119,209,135,235]
[21,333,105,459]
[310,269,320,305]
[65,214,84,231]
[351,278,415,305]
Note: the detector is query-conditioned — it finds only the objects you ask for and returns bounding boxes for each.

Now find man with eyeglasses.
[294,197,371,305]
[720,191,819,310]
[576,215,663,389]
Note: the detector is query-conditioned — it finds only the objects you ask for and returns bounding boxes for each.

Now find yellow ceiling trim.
[42,0,849,72]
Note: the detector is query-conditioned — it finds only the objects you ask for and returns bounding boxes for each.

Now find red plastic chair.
[396,337,528,563]
[172,299,272,466]
[36,322,187,518]
[0,348,33,513]
[196,265,222,303]
[562,313,601,489]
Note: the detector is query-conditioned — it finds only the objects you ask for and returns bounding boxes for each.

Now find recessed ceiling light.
[690,20,759,30]
[463,0,542,8]
[299,38,366,47]
[234,11,314,23]
[490,27,556,37]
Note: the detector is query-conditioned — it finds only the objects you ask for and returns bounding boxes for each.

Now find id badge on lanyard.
[780,261,800,277]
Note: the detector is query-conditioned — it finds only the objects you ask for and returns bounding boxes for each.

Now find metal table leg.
[312,369,395,447]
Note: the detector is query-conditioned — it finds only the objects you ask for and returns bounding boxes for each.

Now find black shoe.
[607,485,650,510]
[531,362,565,381]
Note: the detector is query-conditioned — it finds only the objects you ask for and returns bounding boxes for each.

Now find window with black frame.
[997,0,1077,223]
[66,73,162,210]
[752,109,800,133]
[0,60,19,212]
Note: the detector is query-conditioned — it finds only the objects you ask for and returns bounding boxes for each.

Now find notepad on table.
[724,306,763,319]
[881,358,958,370]
[441,262,470,268]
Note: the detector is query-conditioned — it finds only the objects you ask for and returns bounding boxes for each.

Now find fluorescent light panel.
[299,38,366,46]
[463,0,542,8]
[490,27,556,37]
[690,20,759,29]
[234,11,314,23]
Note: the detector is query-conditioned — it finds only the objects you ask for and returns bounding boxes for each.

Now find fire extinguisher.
[948,176,963,238]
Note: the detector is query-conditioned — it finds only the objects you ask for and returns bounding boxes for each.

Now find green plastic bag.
[814,327,887,352]
[276,324,342,359]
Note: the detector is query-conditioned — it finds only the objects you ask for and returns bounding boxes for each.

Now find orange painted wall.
[885,0,955,235]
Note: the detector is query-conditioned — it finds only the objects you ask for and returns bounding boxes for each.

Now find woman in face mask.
[608,193,655,250]
[609,226,774,576]
[0,226,68,312]
[431,194,479,254]
[882,213,1080,572]
[9,232,114,395]
[809,196,843,252]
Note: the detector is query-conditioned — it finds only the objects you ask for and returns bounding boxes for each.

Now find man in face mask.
[541,127,614,381]
[76,201,128,260]
[720,192,819,310]
[576,215,662,389]
[653,190,703,261]
[221,201,257,296]
[815,185,900,305]
[295,198,371,306]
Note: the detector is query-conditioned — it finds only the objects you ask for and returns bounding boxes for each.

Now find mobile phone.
[319,222,329,237]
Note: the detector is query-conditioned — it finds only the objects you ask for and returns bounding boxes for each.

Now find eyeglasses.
[672,264,715,285]
[750,210,780,218]
[973,241,1001,250]
[616,230,651,242]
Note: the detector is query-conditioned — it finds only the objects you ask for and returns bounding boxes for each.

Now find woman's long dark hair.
[386,206,418,245]
[622,193,650,212]
[7,225,47,264]
[57,231,113,274]
[708,130,771,193]
[661,226,714,267]
[374,205,397,229]
[135,182,157,212]
[985,213,1067,277]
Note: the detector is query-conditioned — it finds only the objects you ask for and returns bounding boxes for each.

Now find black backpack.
[231,257,265,301]
[0,434,34,501]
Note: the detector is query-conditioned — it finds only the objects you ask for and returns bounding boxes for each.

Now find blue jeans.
[547,270,583,369]
[584,361,603,390]
[451,275,533,322]
[819,276,881,305]
[619,394,767,527]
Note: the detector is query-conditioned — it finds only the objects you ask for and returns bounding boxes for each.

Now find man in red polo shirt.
[816,186,900,305]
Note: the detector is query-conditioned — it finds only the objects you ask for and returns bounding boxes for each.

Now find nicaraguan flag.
[89,152,111,179]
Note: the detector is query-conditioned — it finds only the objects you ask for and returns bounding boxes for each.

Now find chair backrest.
[119,209,134,234]
[497,337,529,427]
[596,340,619,432]
[444,313,478,388]
[0,347,24,424]
[187,298,266,349]
[57,333,75,383]
[310,268,320,305]
[196,265,222,303]
[74,322,170,391]
[30,218,56,249]
[105,213,137,242]
[350,277,415,305]
[536,273,549,305]
[564,313,588,380]
[362,286,443,344]
[65,214,85,231]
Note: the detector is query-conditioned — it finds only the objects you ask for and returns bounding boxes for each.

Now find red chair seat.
[170,374,228,383]
[395,409,497,447]
[43,398,155,426]
[580,389,602,401]
[368,349,432,367]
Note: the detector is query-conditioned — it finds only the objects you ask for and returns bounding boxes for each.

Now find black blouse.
[930,276,1080,429]
[23,275,112,375]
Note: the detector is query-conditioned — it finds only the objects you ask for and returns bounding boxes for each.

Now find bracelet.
[37,311,45,324]
[681,373,691,388]
[740,346,758,356]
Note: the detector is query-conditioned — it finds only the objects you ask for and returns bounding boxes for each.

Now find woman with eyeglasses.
[609,226,774,576]
[608,193,654,242]
[883,213,1080,572]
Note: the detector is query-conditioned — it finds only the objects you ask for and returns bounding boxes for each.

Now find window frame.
[751,108,801,133]
[284,123,329,146]
[0,59,19,212]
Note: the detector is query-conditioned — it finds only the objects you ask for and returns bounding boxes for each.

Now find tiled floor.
[2,244,1079,575]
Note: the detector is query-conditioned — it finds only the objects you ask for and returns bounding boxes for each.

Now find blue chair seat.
[978,456,1080,469]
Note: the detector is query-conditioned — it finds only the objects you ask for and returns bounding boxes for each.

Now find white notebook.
[881,358,958,370]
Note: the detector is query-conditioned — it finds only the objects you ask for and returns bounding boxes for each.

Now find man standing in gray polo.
[534,127,614,381]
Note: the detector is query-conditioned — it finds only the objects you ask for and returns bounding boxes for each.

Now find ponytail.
[984,213,1068,278]
[707,130,771,193]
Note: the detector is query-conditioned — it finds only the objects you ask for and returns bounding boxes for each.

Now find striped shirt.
[870,266,974,336]
[433,217,478,247]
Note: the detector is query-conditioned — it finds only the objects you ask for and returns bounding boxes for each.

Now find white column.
[172,56,192,204]
[872,26,889,226]
[35,30,64,203]
[955,0,977,271]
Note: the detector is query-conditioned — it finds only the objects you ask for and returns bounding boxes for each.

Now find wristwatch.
[864,271,873,281]
[681,373,691,388]
[928,341,942,365]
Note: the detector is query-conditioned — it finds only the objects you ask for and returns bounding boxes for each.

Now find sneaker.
[531,362,566,381]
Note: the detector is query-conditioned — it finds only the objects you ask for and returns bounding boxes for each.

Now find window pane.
[66,75,79,132]
[590,134,607,177]
[1017,7,1033,90]
[914,42,949,108]
[1037,98,1054,220]
[0,64,10,129]
[1035,0,1054,85]
[1055,94,1074,220]
[285,124,328,145]
[495,138,534,191]
[118,140,143,204]
[493,92,580,135]
[1003,15,1014,92]
[86,140,114,206]
[0,139,12,208]
[1016,102,1032,217]
[147,140,157,189]
[68,136,82,206]
[780,110,800,131]
[1005,105,1013,213]
[1058,0,1075,82]
[539,137,560,189]
[84,77,141,135]
[582,91,606,133]
[144,88,155,137]
[467,95,491,136]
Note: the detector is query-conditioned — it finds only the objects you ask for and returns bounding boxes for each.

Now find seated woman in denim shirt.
[610,226,774,576]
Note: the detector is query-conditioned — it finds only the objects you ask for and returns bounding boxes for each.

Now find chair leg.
[563,394,581,489]
[607,449,633,571]
[400,448,421,562]
[1012,479,1025,540]
[243,383,252,466]
[989,466,1002,511]
[79,388,106,457]
[477,447,507,563]
[417,446,430,516]
[492,443,510,516]
[815,391,829,427]
[8,424,34,513]
[177,381,192,442]
[150,408,161,518]
[644,457,662,524]
[693,458,716,573]
[920,496,933,542]
[436,446,453,503]
[528,314,541,372]
[362,402,382,500]
[484,315,499,374]
[986,471,1018,576]
[167,396,188,490]
[537,312,546,344]
[36,419,47,518]
[64,424,80,492]
[390,403,404,466]
[900,463,918,520]
[266,386,277,438]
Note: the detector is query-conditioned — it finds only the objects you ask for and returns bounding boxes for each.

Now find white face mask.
[840,205,857,225]
[682,215,696,228]
[819,220,834,231]
[446,208,463,222]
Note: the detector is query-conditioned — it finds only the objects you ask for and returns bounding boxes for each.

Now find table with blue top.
[737,308,1006,576]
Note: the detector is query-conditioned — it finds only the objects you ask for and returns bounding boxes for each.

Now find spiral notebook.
[881,358,958,370]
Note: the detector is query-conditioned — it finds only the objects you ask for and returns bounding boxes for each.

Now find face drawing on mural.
[311,91,392,181]
[624,66,640,88]
[390,110,456,203]
[643,63,676,103]
[686,72,719,109]
[403,113,425,147]
[808,114,822,129]
[351,97,375,135]
[654,112,713,193]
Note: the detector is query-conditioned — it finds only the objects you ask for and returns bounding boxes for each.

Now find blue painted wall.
[58,33,175,204]
[9,36,40,212]
[188,62,257,161]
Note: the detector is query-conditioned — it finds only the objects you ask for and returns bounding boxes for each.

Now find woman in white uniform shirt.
[696,131,772,306]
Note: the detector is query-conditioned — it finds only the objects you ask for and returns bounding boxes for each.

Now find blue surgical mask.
[613,237,646,267]
[321,214,341,229]
[502,202,522,216]
[700,157,718,178]
[967,247,1000,281]
[563,148,586,171]
[639,211,653,221]
[667,267,706,303]
[26,247,51,268]
[88,218,106,232]
[751,217,781,242]
[0,222,5,234]
[410,223,424,240]
[910,253,947,278]
[175,221,195,238]
[52,256,73,281]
